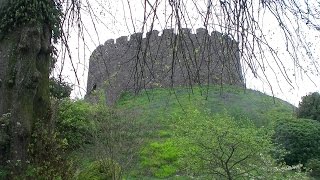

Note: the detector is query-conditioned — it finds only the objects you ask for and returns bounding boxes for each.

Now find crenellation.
[86,28,244,105]
[116,36,128,44]
[146,30,159,39]
[196,28,208,35]
[162,29,174,37]
[181,28,191,35]
[104,39,114,46]
[222,34,234,45]
[195,28,209,45]
[130,32,143,42]
[211,30,222,37]
[211,31,223,42]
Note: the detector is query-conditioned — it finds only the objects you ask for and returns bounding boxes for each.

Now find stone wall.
[86,28,244,105]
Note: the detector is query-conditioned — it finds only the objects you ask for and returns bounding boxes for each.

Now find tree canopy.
[297,92,320,122]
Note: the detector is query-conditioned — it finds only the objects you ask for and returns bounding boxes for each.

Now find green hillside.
[55,86,316,179]
[117,86,294,127]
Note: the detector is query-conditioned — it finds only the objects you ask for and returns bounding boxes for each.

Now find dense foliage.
[306,158,320,177]
[26,122,72,179]
[49,78,72,99]
[0,0,62,41]
[113,87,311,178]
[274,118,320,166]
[52,91,145,179]
[56,100,95,150]
[297,92,320,122]
[3,86,313,179]
[176,111,274,179]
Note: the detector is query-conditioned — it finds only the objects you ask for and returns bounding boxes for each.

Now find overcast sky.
[54,0,320,106]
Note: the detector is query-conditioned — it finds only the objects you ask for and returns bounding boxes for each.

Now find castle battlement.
[87,28,244,105]
[97,28,237,47]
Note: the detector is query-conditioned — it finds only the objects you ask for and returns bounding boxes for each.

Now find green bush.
[0,168,8,180]
[56,100,95,149]
[62,92,146,178]
[306,158,320,177]
[176,109,275,179]
[274,118,320,166]
[26,122,73,180]
[49,77,72,99]
[78,158,121,180]
[297,92,320,122]
[172,106,308,179]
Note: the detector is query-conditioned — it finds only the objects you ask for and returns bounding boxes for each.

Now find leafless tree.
[71,0,320,99]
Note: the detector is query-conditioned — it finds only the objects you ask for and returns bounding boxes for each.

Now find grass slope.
[117,85,293,127]
[75,86,297,179]
[113,86,294,178]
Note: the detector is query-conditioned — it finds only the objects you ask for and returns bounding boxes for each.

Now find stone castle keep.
[86,28,244,105]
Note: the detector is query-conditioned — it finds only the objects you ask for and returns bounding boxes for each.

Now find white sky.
[54,0,320,106]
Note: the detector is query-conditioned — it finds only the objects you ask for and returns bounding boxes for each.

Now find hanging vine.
[0,0,62,42]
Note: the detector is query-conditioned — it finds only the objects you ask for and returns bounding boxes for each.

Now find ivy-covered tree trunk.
[0,1,52,177]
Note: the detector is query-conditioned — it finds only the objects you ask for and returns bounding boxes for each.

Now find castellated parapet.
[86,28,244,105]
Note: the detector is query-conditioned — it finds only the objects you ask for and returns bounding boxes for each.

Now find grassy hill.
[59,86,311,179]
[117,85,294,126]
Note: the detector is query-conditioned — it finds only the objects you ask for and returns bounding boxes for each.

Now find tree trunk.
[0,21,51,178]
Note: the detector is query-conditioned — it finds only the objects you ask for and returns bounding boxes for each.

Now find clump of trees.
[297,92,320,122]
[274,118,320,166]
[272,92,320,178]
[175,109,307,179]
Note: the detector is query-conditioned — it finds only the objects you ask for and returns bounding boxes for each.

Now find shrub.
[0,168,8,180]
[67,92,145,177]
[176,110,274,179]
[26,122,73,179]
[49,77,72,99]
[78,158,121,180]
[306,158,320,177]
[56,99,95,149]
[174,107,308,179]
[297,92,320,122]
[274,118,320,166]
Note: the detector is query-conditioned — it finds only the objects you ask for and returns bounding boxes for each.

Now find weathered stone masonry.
[87,28,244,105]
